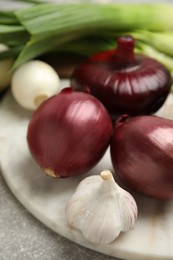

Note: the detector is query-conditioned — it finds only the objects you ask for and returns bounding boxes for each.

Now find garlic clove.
[65,170,138,245]
[116,187,138,232]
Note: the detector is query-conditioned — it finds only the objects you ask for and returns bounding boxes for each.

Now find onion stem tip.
[43,168,57,177]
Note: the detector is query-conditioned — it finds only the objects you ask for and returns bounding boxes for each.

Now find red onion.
[110,114,173,200]
[27,88,112,178]
[71,36,172,119]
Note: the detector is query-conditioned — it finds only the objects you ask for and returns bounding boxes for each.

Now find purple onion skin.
[71,37,172,119]
[110,115,173,200]
[27,88,113,178]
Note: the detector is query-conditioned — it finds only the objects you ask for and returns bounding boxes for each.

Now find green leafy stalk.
[46,36,117,56]
[12,31,87,69]
[0,11,19,25]
[15,3,173,37]
[0,45,24,59]
[0,2,172,71]
[12,3,173,68]
[0,25,29,45]
[132,30,173,57]
[136,42,173,73]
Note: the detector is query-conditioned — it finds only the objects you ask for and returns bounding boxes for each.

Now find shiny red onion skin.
[110,115,173,200]
[71,52,172,118]
[27,89,113,178]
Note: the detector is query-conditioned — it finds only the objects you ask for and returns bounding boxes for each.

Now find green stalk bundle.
[1,1,173,80]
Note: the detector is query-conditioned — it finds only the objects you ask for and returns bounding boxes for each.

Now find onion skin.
[71,36,172,119]
[110,115,173,200]
[27,88,112,178]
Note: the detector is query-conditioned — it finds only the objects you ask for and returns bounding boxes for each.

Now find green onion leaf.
[0,45,23,59]
[12,31,87,69]
[15,3,173,37]
[132,30,173,57]
[136,42,173,72]
[0,11,19,25]
[0,24,29,45]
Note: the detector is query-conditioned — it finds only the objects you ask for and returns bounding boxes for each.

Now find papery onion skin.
[71,36,172,119]
[27,88,113,178]
[110,115,173,200]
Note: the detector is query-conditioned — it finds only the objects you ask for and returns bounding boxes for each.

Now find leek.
[15,3,173,36]
[136,42,173,72]
[55,36,116,56]
[13,32,85,69]
[0,2,173,76]
[132,30,173,57]
[13,3,173,69]
[0,25,29,45]
[0,45,24,59]
[0,11,19,25]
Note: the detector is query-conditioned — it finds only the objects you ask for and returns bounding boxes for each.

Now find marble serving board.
[0,80,173,260]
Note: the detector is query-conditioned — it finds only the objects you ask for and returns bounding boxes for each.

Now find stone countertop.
[0,173,118,260]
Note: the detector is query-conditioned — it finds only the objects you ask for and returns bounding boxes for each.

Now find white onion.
[11,60,60,110]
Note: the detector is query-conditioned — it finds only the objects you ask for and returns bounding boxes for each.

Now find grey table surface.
[0,0,172,259]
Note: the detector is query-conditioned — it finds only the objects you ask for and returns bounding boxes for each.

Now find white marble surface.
[0,173,118,260]
[1,1,173,259]
[0,83,173,260]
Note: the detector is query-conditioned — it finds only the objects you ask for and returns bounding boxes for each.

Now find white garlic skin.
[65,170,138,245]
[11,60,60,110]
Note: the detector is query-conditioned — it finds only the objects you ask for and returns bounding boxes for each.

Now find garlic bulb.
[11,60,60,110]
[65,170,138,245]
